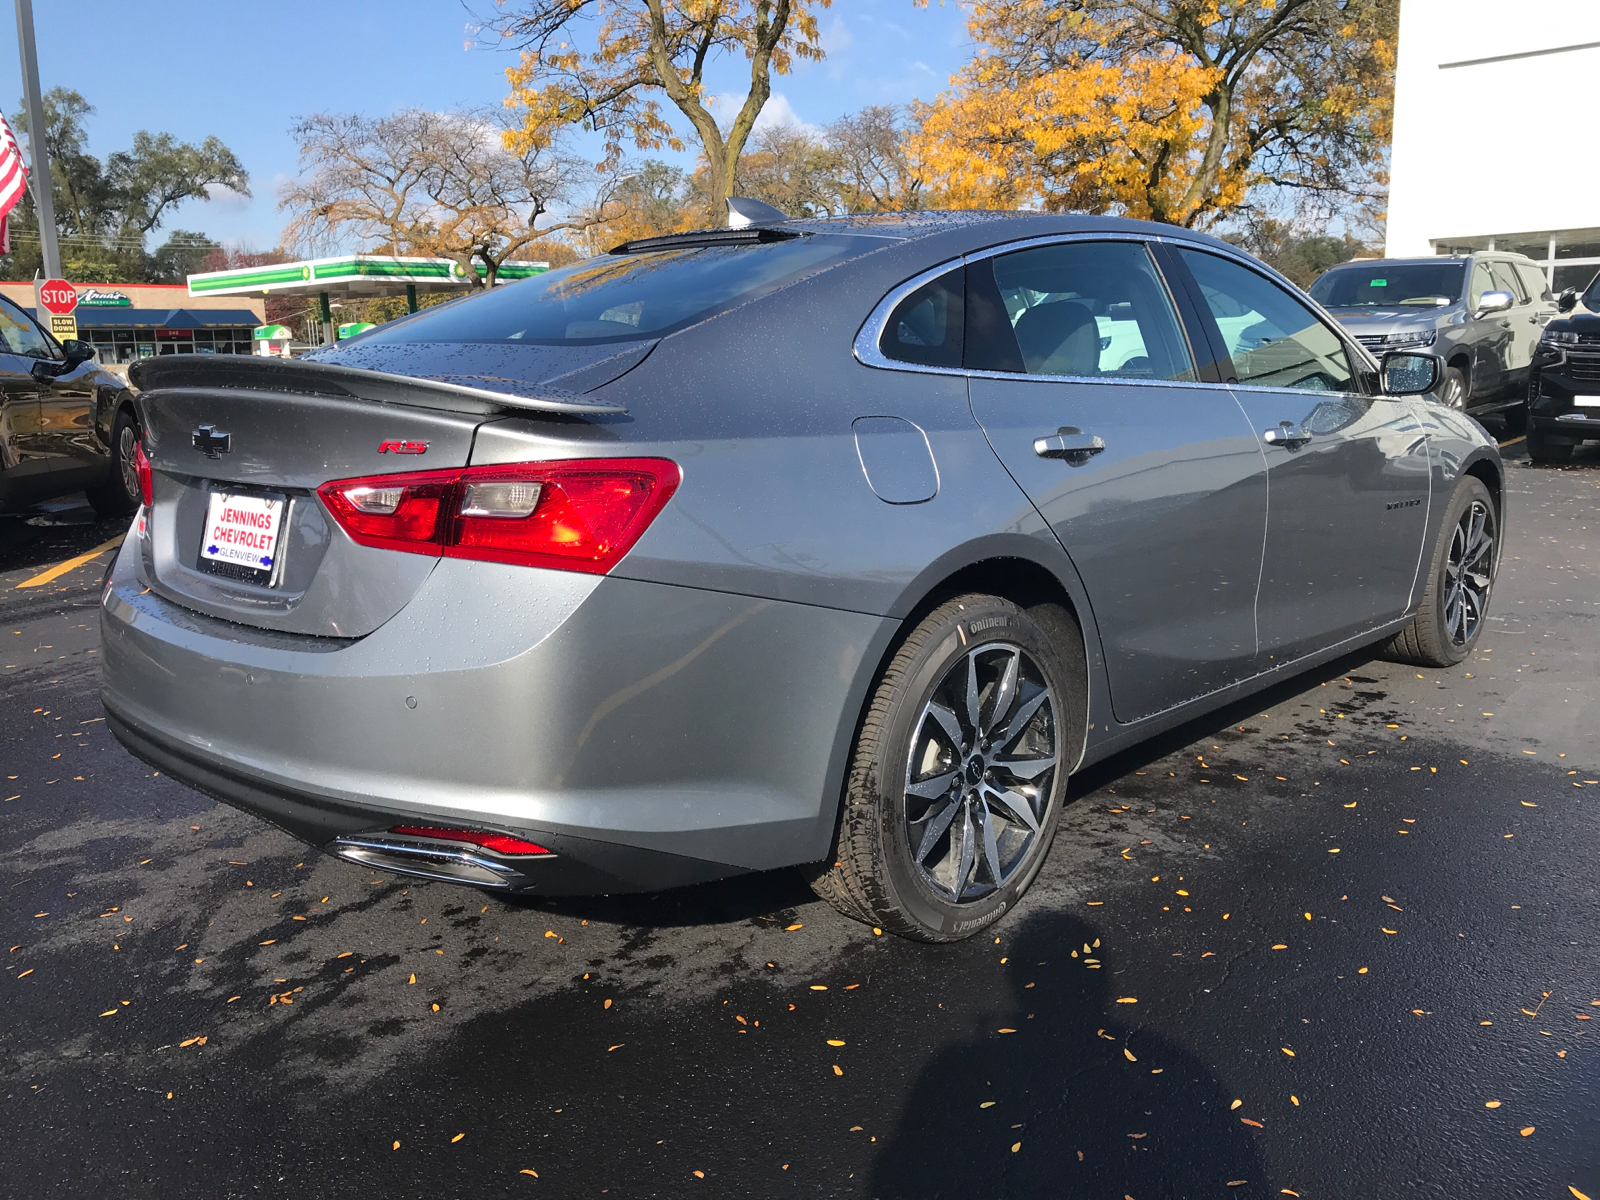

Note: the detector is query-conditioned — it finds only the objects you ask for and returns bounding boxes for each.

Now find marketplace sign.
[77,287,132,307]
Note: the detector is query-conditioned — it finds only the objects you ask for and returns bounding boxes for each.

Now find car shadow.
[869,912,1270,1199]
[498,645,1392,932]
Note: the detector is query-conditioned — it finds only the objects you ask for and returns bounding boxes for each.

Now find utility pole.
[15,0,60,279]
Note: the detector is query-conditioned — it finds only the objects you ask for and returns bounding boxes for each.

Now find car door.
[1488,259,1537,394]
[1467,260,1511,400]
[965,236,1269,724]
[0,296,104,494]
[1167,246,1433,668]
[0,298,58,509]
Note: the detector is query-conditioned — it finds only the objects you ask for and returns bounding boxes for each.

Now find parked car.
[1527,269,1600,462]
[0,292,143,516]
[1308,252,1556,430]
[100,210,1502,942]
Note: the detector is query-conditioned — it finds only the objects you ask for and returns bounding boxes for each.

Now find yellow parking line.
[16,535,125,589]
[1498,435,1526,448]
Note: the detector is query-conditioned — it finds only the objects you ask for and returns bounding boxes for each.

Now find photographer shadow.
[870,913,1270,1200]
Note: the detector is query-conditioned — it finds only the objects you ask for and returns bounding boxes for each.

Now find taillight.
[317,458,680,574]
[390,825,552,855]
[134,442,153,507]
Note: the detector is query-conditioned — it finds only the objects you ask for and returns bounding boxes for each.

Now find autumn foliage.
[909,0,1396,229]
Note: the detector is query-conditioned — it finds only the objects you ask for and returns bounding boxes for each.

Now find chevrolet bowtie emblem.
[192,424,231,457]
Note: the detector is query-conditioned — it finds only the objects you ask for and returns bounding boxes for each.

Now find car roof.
[781,209,1247,255]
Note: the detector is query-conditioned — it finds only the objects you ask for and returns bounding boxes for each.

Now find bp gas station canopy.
[186,253,550,338]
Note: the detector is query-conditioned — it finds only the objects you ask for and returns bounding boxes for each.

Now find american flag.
[0,114,29,256]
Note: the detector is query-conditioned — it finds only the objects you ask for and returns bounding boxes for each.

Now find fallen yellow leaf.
[827,1039,845,1046]
[810,985,828,991]
[1124,1048,1137,1061]
[1282,1047,1295,1057]
[1521,1126,1535,1137]
[392,1141,401,1150]
[693,1170,704,1178]
[832,1065,843,1076]
[1230,1099,1242,1110]
[1011,1141,1021,1153]
[520,1169,538,1177]
[1116,997,1137,1004]
[1484,1100,1501,1109]
[785,924,803,931]
[997,1028,1016,1034]
[980,1101,995,1109]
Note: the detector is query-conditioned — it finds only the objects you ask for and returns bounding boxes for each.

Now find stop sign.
[38,279,77,314]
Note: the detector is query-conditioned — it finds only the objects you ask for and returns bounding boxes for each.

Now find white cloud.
[204,182,252,213]
[708,91,820,137]
[820,16,853,53]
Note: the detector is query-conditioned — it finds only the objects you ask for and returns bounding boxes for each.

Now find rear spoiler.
[127,355,627,416]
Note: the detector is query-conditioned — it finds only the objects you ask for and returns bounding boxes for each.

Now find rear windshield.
[355,235,881,347]
[1308,262,1466,308]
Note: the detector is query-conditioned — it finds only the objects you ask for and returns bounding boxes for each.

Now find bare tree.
[827,105,922,213]
[280,108,618,285]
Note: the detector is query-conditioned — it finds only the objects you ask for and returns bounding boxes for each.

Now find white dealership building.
[1386,0,1600,292]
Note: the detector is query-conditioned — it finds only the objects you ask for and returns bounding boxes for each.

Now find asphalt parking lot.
[2,438,1597,1200]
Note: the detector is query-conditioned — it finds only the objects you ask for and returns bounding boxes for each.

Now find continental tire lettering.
[968,616,1009,635]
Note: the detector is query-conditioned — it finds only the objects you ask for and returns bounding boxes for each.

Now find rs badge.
[378,440,428,454]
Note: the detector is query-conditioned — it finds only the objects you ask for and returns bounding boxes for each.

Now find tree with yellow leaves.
[910,0,1396,229]
[490,1,832,226]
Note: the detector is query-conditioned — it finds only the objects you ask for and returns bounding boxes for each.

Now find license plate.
[198,491,285,584]
[1574,395,1600,407]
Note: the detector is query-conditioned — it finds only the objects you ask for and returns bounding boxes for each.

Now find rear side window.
[356,235,881,347]
[965,240,1195,381]
[879,266,964,368]
[1177,249,1354,393]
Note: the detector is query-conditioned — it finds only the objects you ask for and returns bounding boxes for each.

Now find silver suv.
[1309,253,1555,430]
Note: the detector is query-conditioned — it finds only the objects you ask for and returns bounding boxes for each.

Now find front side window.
[0,295,56,359]
[1178,249,1354,393]
[966,240,1195,381]
[1488,261,1527,303]
[1469,263,1494,310]
[1515,263,1552,303]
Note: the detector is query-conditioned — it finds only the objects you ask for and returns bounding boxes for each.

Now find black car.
[1528,271,1600,463]
[0,292,142,515]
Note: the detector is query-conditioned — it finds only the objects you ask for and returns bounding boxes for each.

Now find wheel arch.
[808,535,1106,865]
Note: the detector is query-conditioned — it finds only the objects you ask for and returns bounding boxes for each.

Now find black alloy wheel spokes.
[903,643,1058,904]
[118,423,140,502]
[1444,498,1494,645]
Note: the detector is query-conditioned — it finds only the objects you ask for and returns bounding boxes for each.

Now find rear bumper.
[106,703,743,893]
[100,538,891,894]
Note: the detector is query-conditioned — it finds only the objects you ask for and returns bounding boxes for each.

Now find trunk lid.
[128,355,627,639]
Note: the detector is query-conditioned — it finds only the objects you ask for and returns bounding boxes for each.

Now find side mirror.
[1473,290,1514,318]
[1557,288,1579,314]
[1381,351,1441,397]
[29,338,95,381]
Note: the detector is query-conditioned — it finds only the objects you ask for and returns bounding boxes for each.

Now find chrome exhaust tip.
[328,833,553,890]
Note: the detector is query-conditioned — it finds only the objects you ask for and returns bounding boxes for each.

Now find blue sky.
[1,0,974,253]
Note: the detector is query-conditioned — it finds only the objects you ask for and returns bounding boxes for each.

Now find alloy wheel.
[903,643,1058,903]
[118,422,140,504]
[1441,374,1466,410]
[1444,498,1494,646]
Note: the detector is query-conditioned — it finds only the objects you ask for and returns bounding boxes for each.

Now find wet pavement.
[2,441,1597,1199]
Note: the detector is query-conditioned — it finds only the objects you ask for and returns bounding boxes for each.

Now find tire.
[1380,477,1497,668]
[86,406,142,518]
[806,594,1085,942]
[1526,429,1573,464]
[1438,366,1468,410]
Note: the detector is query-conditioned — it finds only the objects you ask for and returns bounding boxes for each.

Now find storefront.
[0,282,265,363]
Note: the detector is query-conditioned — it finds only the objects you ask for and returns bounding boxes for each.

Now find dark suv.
[1527,270,1600,463]
[1309,253,1556,430]
[0,292,142,516]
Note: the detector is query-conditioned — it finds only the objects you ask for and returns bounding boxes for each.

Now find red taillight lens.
[390,825,552,856]
[318,458,679,574]
[134,442,153,507]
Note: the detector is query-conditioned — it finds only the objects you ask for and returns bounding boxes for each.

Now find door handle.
[1033,427,1105,463]
[1262,421,1311,449]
